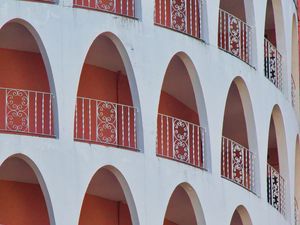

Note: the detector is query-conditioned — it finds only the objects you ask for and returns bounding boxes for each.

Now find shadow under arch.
[157,51,211,171]
[78,165,140,225]
[75,31,144,151]
[162,182,206,225]
[230,205,253,225]
[0,18,59,137]
[267,104,291,217]
[0,153,56,225]
[221,76,260,194]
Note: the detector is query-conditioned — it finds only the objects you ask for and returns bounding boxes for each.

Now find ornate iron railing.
[292,75,296,108]
[295,198,299,225]
[264,38,283,91]
[218,9,252,65]
[73,0,135,18]
[221,136,256,192]
[154,0,202,39]
[74,97,138,150]
[267,163,286,216]
[156,113,205,169]
[0,87,55,137]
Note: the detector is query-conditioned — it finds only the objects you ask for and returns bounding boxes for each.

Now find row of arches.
[0,154,254,225]
[0,14,296,218]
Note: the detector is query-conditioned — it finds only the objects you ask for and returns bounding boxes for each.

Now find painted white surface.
[0,0,298,225]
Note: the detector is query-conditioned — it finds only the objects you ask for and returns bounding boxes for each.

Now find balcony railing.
[74,97,138,150]
[295,198,299,225]
[221,136,256,192]
[154,0,202,39]
[292,75,296,108]
[218,9,252,65]
[156,113,205,169]
[0,87,55,137]
[73,0,135,18]
[267,163,286,216]
[264,38,283,91]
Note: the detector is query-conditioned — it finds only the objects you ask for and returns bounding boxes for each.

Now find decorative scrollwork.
[96,0,115,12]
[229,16,241,56]
[6,89,29,132]
[232,143,244,185]
[271,170,280,210]
[268,45,277,86]
[96,101,117,145]
[173,119,189,162]
[171,0,186,32]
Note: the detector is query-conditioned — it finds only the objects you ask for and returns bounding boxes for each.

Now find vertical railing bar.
[27,90,30,133]
[161,114,164,156]
[197,126,200,168]
[192,125,195,165]
[49,94,52,136]
[42,93,45,135]
[128,106,130,148]
[35,91,37,134]
[75,98,78,139]
[133,108,137,150]
[122,105,125,147]
[115,103,118,146]
[82,98,85,139]
[89,99,91,141]
[166,115,169,158]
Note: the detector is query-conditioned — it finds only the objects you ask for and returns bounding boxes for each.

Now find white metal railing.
[73,0,135,18]
[292,74,296,108]
[264,38,283,91]
[295,198,299,225]
[154,0,202,39]
[218,9,252,65]
[0,87,55,137]
[74,97,138,150]
[221,136,256,192]
[267,163,286,216]
[156,113,205,169]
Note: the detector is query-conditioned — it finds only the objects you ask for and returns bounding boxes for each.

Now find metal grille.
[221,136,256,192]
[73,0,135,18]
[218,9,252,65]
[74,97,138,150]
[156,113,205,169]
[154,0,202,39]
[0,87,55,137]
[264,38,283,91]
[267,163,286,216]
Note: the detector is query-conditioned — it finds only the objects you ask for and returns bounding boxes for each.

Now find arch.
[291,14,299,109]
[156,52,210,170]
[230,205,253,225]
[78,165,139,225]
[218,0,256,65]
[0,18,58,137]
[264,0,286,91]
[163,183,206,225]
[74,32,143,151]
[0,154,55,225]
[221,76,259,193]
[266,105,290,216]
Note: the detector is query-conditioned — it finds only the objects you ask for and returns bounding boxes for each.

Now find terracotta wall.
[0,180,50,225]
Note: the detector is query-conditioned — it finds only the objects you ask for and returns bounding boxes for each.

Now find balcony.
[0,87,55,137]
[154,0,202,39]
[267,163,286,216]
[218,9,252,65]
[74,97,138,151]
[221,136,256,193]
[73,0,135,18]
[264,38,283,91]
[156,114,205,169]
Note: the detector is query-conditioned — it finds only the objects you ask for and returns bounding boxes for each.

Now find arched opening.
[0,156,51,225]
[0,21,55,137]
[230,206,252,225]
[79,167,138,225]
[163,184,206,225]
[264,0,284,91]
[73,0,136,18]
[156,54,205,169]
[154,0,204,40]
[74,33,139,151]
[291,15,299,110]
[218,0,254,65]
[221,79,257,193]
[266,108,287,216]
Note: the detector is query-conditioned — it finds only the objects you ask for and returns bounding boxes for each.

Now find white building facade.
[0,0,299,225]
